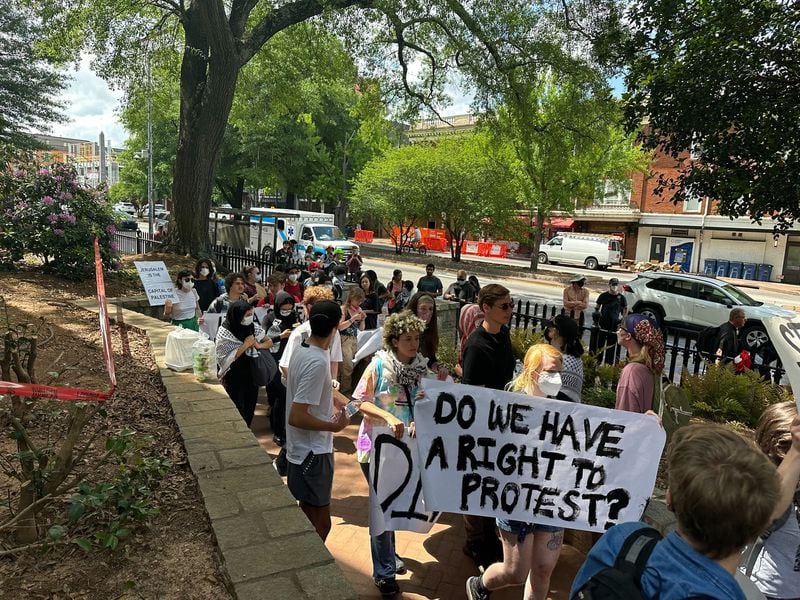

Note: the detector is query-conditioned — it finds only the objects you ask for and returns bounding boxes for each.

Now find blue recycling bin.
[743,263,757,280]
[728,261,743,278]
[703,259,717,276]
[757,263,774,282]
[715,259,730,277]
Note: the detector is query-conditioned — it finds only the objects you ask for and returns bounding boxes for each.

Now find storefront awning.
[549,218,574,229]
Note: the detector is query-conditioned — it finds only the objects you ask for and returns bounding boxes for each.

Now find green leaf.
[67,501,85,522]
[105,534,119,550]
[46,371,59,378]
[116,528,131,539]
[48,525,65,540]
[73,538,92,552]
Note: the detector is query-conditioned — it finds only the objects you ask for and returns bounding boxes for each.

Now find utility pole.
[146,47,154,236]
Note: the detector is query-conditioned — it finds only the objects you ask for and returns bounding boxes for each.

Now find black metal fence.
[113,230,163,255]
[507,299,785,386]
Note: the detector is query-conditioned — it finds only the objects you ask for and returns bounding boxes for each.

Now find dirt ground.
[0,268,229,599]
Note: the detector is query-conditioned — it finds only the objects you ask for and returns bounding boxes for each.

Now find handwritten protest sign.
[134,261,179,306]
[367,425,439,535]
[763,316,800,411]
[415,380,665,533]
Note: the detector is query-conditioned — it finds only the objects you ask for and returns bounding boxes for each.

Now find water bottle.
[344,400,361,418]
[378,302,389,327]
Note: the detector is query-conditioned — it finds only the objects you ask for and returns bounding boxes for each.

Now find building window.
[595,180,632,206]
[683,196,701,212]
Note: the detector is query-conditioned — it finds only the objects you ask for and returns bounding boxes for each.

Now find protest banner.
[414,380,665,533]
[134,261,179,306]
[763,316,800,411]
[0,238,116,401]
[355,327,383,363]
[367,425,440,535]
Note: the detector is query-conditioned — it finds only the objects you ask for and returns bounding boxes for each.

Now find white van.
[538,234,622,270]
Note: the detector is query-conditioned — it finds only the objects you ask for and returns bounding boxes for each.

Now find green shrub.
[0,160,120,280]
[582,386,617,409]
[437,337,458,373]
[682,363,781,427]
[510,327,545,360]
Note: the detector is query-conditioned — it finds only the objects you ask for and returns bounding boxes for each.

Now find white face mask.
[288,274,298,282]
[537,372,562,397]
[182,280,194,290]
[254,273,262,283]
[280,309,292,317]
[610,285,619,292]
[199,268,210,277]
[241,315,254,326]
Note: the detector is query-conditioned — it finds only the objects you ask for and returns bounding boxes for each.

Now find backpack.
[696,326,721,360]
[573,527,662,599]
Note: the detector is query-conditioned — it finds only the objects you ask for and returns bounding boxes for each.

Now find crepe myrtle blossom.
[106,224,116,234]
[38,168,49,176]
[42,195,55,205]
[53,229,65,237]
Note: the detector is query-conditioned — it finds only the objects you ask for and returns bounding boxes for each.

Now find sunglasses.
[495,301,514,311]
[182,278,194,283]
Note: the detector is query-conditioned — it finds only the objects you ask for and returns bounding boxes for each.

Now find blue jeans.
[496,518,562,543]
[360,461,396,581]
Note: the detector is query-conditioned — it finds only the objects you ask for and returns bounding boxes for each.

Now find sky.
[49,56,129,147]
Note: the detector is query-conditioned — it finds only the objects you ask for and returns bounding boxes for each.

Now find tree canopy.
[0,5,67,148]
[623,0,800,232]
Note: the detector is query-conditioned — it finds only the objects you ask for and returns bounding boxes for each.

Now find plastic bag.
[192,333,216,381]
[165,326,201,371]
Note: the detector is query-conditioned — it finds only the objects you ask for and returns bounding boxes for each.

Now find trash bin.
[715,259,730,277]
[703,259,717,276]
[728,261,743,278]
[742,263,757,280]
[757,263,774,282]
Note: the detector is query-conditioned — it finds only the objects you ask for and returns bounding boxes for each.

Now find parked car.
[622,272,796,350]
[538,234,622,270]
[113,211,138,231]
[113,202,137,217]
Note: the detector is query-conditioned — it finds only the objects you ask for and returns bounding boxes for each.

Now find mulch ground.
[0,267,229,599]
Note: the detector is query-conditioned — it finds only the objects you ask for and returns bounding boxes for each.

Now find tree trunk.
[171,5,241,256]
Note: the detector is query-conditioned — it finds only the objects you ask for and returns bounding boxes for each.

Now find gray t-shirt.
[286,344,333,465]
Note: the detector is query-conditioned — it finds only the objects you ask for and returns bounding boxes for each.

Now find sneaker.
[272,448,288,477]
[374,578,400,597]
[394,555,407,575]
[466,575,490,600]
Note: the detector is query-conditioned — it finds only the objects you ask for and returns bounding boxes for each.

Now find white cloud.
[49,56,129,146]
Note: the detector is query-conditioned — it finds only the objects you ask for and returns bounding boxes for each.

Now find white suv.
[622,272,796,350]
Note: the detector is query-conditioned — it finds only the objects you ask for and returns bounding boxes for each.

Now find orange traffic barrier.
[424,237,447,252]
[461,240,480,255]
[354,229,374,243]
[487,243,508,258]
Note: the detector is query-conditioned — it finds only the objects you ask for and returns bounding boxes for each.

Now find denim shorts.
[496,518,563,543]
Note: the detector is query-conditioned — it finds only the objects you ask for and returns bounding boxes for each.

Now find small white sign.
[134,261,179,306]
[763,316,800,411]
[414,380,666,533]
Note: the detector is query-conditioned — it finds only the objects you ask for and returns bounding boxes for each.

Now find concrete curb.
[73,299,357,600]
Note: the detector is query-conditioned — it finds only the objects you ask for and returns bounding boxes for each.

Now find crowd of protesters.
[163,248,797,600]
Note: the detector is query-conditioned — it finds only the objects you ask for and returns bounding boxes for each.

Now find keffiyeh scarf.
[215,322,265,379]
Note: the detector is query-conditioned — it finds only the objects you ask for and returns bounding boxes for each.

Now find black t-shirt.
[596,292,627,327]
[194,279,218,312]
[361,292,380,330]
[462,325,515,390]
[716,322,740,361]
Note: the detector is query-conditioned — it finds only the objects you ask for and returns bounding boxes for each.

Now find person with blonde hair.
[351,310,429,597]
[467,343,565,600]
[749,401,800,599]
[571,423,781,599]
[615,313,665,414]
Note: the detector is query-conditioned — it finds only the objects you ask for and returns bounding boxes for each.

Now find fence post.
[136,230,143,254]
[589,312,600,354]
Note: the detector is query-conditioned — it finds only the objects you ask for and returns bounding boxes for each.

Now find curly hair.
[755,401,798,466]
[303,285,334,305]
[382,310,427,350]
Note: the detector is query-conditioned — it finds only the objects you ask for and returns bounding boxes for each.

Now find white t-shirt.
[286,344,333,464]
[172,287,199,320]
[750,501,800,598]
[279,321,343,371]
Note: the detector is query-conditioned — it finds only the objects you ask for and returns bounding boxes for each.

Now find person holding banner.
[615,313,665,414]
[466,343,565,600]
[749,401,800,599]
[163,269,202,331]
[351,310,429,597]
[462,284,516,569]
[215,300,273,426]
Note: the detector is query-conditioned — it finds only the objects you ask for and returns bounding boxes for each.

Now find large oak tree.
[34,0,622,254]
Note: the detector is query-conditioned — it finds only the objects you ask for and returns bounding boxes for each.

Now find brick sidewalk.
[252,405,584,600]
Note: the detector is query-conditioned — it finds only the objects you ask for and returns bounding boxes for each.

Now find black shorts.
[287,452,334,507]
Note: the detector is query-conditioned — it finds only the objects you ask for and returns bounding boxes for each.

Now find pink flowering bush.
[0,159,120,280]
